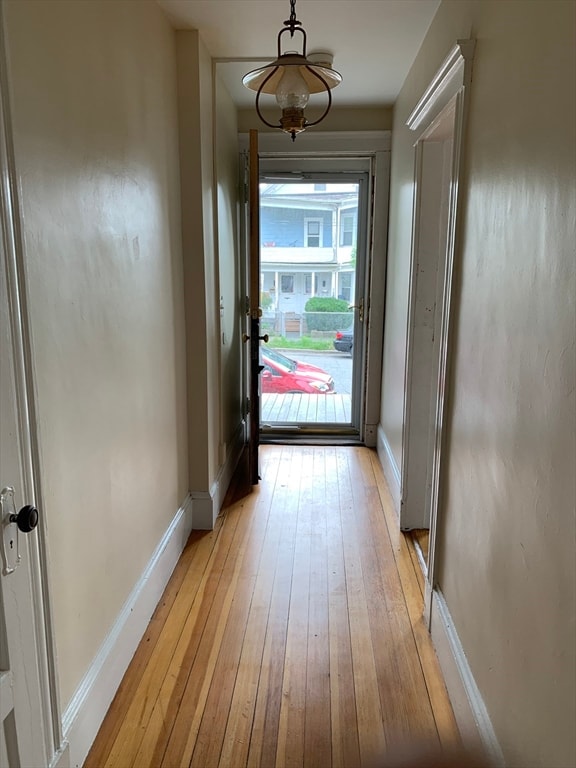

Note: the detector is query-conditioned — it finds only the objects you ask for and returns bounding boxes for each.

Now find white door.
[0,19,60,764]
[0,250,49,767]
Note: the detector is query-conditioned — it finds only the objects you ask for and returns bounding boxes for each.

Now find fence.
[261,311,353,338]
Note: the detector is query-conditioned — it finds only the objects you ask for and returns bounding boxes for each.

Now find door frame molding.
[239,130,390,445]
[402,40,475,623]
[0,4,66,764]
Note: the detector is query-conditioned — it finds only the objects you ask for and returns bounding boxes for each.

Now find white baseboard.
[376,424,402,513]
[192,422,245,530]
[430,589,506,767]
[61,494,194,768]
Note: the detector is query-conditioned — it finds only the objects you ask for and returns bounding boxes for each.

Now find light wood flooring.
[261,393,352,425]
[84,446,458,768]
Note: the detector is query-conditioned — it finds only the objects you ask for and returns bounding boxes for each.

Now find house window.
[340,213,355,246]
[304,274,312,294]
[280,274,294,293]
[305,219,323,248]
[339,272,352,302]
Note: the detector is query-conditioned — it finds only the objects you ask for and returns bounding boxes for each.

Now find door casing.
[401,40,475,624]
[239,130,391,446]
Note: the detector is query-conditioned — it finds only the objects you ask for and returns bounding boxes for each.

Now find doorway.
[400,40,475,622]
[257,163,370,442]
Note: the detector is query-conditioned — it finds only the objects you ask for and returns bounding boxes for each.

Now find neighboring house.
[260,183,357,314]
[1,2,574,768]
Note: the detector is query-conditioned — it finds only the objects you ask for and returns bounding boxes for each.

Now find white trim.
[430,590,506,768]
[364,151,390,440]
[49,743,70,768]
[0,671,14,721]
[407,40,475,134]
[207,421,246,526]
[401,39,475,608]
[192,420,245,530]
[191,490,217,531]
[239,130,391,155]
[61,494,194,768]
[376,425,401,514]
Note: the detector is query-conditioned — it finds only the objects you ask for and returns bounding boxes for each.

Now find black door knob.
[10,504,39,533]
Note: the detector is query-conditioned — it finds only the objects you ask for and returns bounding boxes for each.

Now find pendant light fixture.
[242,0,342,141]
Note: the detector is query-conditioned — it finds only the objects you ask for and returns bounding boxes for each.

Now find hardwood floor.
[84,446,459,768]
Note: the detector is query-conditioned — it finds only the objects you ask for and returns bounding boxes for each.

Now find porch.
[261,392,352,424]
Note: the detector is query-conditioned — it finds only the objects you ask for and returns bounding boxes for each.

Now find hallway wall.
[4,0,188,711]
[381,1,575,766]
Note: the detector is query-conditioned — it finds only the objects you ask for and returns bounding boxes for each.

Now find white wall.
[4,0,188,711]
[381,2,576,766]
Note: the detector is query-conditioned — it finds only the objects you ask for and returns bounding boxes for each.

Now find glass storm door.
[257,169,369,441]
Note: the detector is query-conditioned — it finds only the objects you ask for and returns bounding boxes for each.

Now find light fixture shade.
[242,54,342,95]
[242,0,342,139]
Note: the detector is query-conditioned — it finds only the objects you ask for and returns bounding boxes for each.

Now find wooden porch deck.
[261,393,352,424]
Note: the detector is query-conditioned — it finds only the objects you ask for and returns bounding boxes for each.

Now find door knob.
[10,504,39,533]
[1,487,39,575]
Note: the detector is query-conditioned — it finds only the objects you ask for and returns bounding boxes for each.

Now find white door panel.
[0,245,47,767]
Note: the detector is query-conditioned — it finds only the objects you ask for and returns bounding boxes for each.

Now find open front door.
[247,129,261,484]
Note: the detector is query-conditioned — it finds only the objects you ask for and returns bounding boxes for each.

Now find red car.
[260,348,335,394]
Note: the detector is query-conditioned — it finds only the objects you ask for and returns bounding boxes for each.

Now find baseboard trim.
[376,424,401,513]
[61,493,194,768]
[212,422,245,517]
[192,422,245,529]
[430,589,505,767]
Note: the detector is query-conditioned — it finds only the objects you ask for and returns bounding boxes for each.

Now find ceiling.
[157,0,441,109]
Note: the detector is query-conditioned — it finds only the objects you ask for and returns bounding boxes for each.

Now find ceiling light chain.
[285,0,300,35]
[242,0,342,141]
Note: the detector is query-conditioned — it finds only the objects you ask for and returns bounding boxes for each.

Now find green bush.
[303,297,353,332]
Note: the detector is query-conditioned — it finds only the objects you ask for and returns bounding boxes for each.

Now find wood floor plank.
[187,456,282,768]
[354,452,437,744]
[163,455,282,768]
[125,501,252,768]
[335,448,387,766]
[303,449,331,768]
[101,519,233,768]
[325,448,361,768]
[83,529,213,768]
[275,447,314,768]
[368,450,461,749]
[217,459,289,767]
[85,446,460,768]
[247,448,302,768]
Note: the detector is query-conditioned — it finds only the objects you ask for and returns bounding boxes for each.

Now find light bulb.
[275,66,310,110]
